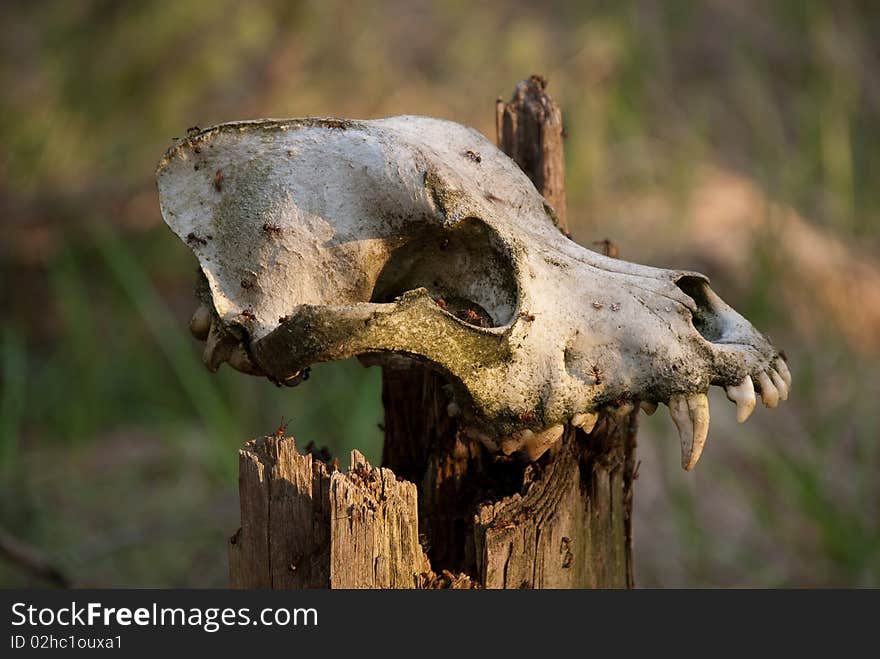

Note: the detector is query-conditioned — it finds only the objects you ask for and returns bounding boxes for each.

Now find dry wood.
[474,417,636,588]
[230,435,437,588]
[496,74,568,233]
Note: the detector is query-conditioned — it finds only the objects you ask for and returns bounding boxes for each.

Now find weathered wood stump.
[230,76,637,589]
[229,436,470,588]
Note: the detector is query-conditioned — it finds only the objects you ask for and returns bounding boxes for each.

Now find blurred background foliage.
[1,0,877,587]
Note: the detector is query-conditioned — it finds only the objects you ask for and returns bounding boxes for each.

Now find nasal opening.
[675,275,725,342]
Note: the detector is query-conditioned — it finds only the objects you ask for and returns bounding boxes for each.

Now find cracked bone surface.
[157,115,790,470]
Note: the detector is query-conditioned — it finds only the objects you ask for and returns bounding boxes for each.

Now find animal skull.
[156,116,790,470]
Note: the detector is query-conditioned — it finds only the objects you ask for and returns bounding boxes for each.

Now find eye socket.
[675,275,725,342]
[370,217,517,327]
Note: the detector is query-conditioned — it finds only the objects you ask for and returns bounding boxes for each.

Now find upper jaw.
[165,115,790,472]
[190,289,790,475]
[187,230,791,472]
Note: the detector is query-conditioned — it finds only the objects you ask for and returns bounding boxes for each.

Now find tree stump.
[230,77,637,589]
[229,436,474,588]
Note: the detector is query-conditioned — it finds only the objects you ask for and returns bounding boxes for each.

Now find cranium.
[156,116,790,470]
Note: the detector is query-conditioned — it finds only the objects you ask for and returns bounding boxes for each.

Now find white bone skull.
[157,116,790,470]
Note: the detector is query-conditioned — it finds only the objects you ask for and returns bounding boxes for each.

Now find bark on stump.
[230,76,637,589]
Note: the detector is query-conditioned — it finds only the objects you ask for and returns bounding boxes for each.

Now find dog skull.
[157,116,790,470]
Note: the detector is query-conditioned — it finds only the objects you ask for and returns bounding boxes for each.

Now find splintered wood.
[474,419,634,589]
[496,74,569,234]
[231,436,424,588]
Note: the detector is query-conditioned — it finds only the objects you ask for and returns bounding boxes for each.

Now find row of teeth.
[194,304,791,472]
[585,358,790,471]
[471,358,790,470]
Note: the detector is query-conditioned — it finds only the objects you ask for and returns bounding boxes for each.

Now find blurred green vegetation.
[1,0,877,587]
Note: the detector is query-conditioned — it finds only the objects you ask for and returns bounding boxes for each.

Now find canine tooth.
[769,368,788,401]
[525,424,564,461]
[571,411,598,433]
[668,393,710,471]
[775,358,792,389]
[725,376,756,423]
[189,304,212,340]
[640,401,658,415]
[756,371,779,408]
